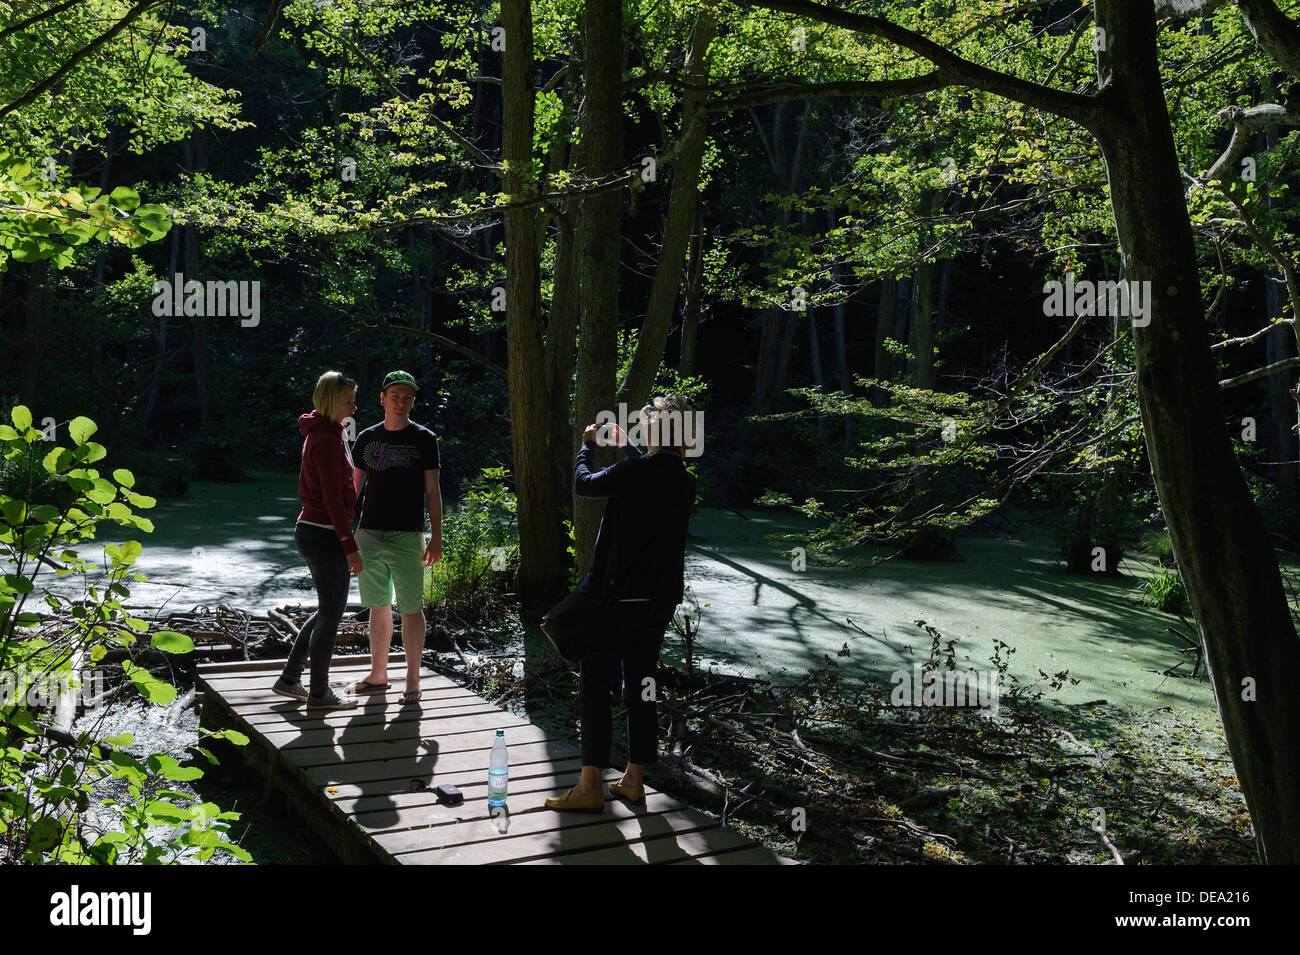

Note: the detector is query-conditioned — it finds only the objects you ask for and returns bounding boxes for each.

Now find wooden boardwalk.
[196,655,796,865]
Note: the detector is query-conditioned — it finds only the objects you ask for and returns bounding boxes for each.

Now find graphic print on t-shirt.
[353,421,440,532]
[360,440,423,471]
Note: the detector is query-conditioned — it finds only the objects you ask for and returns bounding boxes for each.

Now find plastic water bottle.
[488,729,508,806]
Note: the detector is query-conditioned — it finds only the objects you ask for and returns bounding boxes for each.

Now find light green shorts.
[356,529,426,615]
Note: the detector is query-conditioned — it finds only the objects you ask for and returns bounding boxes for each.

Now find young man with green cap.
[350,370,442,703]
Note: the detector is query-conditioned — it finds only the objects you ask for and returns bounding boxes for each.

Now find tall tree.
[571,0,626,573]
[742,0,1300,861]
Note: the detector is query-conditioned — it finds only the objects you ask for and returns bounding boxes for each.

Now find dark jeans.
[282,523,350,696]
[579,599,678,768]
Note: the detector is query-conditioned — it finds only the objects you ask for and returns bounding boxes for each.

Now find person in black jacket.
[547,396,697,811]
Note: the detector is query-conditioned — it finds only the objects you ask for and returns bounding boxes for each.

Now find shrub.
[0,406,249,863]
[424,466,519,609]
[1138,566,1186,613]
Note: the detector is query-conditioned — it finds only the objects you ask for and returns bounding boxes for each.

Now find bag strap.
[354,473,368,526]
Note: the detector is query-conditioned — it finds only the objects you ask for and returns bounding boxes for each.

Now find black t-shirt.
[352,421,440,531]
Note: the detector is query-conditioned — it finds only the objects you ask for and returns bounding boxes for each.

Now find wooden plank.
[232,690,482,727]
[269,710,531,754]
[297,736,581,788]
[399,808,722,865]
[298,724,566,775]
[333,767,610,817]
[519,821,755,865]
[197,668,452,693]
[252,701,508,743]
[197,653,403,676]
[197,653,779,865]
[212,685,473,713]
[373,791,685,855]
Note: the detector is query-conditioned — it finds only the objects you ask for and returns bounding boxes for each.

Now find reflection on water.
[39,470,320,613]
[29,469,1221,713]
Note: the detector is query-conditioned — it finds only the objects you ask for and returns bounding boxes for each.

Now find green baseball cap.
[381,370,419,393]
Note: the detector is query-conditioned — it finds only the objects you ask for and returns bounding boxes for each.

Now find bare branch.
[1219,356,1300,389]
[737,0,1098,126]
[1205,103,1300,182]
[707,73,950,111]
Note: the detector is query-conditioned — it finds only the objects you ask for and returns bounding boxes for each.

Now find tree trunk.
[618,12,714,409]
[572,0,624,576]
[678,202,705,377]
[873,276,897,380]
[910,258,937,389]
[1095,0,1300,862]
[1265,277,1295,485]
[142,227,179,437]
[187,132,213,433]
[502,0,568,609]
[18,263,53,410]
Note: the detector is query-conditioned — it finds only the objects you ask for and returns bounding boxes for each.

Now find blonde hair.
[313,370,357,421]
[640,395,690,456]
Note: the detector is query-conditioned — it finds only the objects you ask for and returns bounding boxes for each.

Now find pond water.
[48,469,1221,715]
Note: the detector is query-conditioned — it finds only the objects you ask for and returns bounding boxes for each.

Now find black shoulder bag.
[540,550,652,663]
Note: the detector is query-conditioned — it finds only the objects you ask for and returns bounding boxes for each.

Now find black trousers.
[579,599,678,768]
[282,523,351,696]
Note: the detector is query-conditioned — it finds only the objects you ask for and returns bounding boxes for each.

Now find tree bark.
[678,202,705,377]
[1093,0,1300,862]
[186,132,213,433]
[502,0,568,609]
[618,12,715,409]
[572,0,625,575]
[873,276,897,380]
[18,263,53,410]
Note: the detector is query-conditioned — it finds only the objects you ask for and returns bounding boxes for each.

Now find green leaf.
[0,425,19,440]
[144,799,189,822]
[1,574,34,594]
[1,500,25,526]
[11,406,32,431]
[112,468,135,488]
[122,662,177,705]
[6,707,39,734]
[151,630,193,654]
[29,504,60,522]
[76,442,107,464]
[147,754,202,782]
[42,447,73,473]
[109,186,141,211]
[208,728,249,746]
[28,815,63,851]
[68,416,97,445]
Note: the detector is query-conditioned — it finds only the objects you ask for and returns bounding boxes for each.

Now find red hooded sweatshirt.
[297,410,358,555]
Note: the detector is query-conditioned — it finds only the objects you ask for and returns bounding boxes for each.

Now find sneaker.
[306,687,358,710]
[272,677,309,702]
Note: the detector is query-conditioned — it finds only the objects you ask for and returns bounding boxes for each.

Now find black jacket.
[575,440,696,603]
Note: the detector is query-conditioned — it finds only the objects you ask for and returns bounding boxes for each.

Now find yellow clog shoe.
[545,786,605,812]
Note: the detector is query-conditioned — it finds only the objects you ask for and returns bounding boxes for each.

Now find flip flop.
[399,688,423,704]
[352,680,390,694]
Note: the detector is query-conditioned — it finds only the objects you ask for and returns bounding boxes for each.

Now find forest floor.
[429,610,1257,866]
[91,588,1252,865]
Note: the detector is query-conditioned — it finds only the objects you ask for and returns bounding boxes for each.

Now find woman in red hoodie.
[272,371,362,710]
